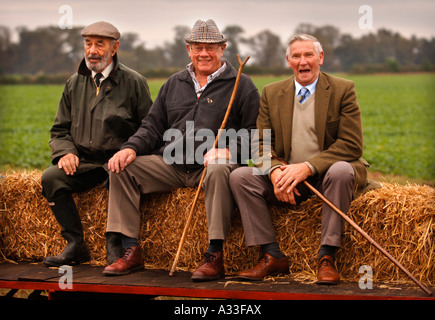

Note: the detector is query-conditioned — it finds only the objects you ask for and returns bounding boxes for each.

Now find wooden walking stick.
[169,54,250,276]
[270,154,432,296]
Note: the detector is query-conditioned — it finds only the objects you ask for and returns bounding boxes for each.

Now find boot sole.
[103,265,144,276]
[43,256,91,267]
[315,279,340,285]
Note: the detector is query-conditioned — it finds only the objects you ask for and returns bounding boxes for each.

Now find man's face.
[287,40,324,86]
[187,43,226,77]
[84,36,119,72]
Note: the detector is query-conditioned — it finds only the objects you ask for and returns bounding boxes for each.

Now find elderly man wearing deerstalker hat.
[103,19,261,281]
[41,21,152,267]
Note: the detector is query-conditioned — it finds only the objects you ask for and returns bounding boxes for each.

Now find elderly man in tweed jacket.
[229,34,368,283]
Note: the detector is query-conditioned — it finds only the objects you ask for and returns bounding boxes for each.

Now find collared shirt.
[187,62,227,98]
[91,60,114,84]
[294,76,319,98]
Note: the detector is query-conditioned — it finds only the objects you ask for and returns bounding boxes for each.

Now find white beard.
[85,50,112,73]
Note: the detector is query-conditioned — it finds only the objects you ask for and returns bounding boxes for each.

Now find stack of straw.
[0,170,433,285]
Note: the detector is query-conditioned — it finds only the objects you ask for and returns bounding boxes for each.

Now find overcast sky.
[1,0,434,48]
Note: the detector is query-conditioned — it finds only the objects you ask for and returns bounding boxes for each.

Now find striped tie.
[298,87,309,103]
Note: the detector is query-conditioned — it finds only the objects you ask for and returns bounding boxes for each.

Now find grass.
[0,73,434,184]
[345,74,435,182]
[0,85,60,169]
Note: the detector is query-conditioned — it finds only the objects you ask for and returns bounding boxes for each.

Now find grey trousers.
[106,155,239,240]
[229,161,355,248]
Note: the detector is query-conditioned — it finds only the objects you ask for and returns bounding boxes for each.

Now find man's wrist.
[304,161,316,176]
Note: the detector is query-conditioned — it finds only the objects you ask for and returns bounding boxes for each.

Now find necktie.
[94,73,103,87]
[298,87,309,103]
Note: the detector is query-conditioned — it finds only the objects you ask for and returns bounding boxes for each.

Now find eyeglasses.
[189,44,221,54]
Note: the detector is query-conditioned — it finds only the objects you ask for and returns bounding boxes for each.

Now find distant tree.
[0,26,17,74]
[166,25,191,69]
[222,25,244,67]
[245,29,285,69]
[119,32,139,52]
[15,26,73,74]
[0,23,434,77]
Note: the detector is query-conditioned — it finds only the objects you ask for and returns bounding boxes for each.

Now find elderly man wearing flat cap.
[41,21,152,267]
[103,19,260,280]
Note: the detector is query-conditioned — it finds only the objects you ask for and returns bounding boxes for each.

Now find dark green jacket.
[49,55,152,172]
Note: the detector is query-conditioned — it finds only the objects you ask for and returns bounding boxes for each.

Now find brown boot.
[103,245,143,276]
[238,253,289,281]
[191,251,225,282]
[316,255,340,285]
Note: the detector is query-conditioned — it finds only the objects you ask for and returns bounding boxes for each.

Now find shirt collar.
[294,76,319,95]
[186,62,227,97]
[92,60,114,81]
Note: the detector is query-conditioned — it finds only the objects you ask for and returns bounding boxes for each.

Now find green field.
[0,74,434,183]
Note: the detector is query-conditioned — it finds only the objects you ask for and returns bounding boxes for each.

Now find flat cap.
[81,21,121,40]
[184,19,227,44]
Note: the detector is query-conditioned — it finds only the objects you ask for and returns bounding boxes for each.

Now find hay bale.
[0,169,433,286]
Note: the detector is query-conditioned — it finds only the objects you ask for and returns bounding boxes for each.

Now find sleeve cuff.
[304,161,317,175]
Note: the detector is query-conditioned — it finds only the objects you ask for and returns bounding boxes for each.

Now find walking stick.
[270,154,432,296]
[169,54,250,276]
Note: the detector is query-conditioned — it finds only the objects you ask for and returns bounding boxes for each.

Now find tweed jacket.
[257,72,368,191]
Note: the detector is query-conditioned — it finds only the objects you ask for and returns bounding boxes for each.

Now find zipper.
[93,78,101,96]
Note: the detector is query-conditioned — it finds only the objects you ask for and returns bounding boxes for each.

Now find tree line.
[0,23,434,82]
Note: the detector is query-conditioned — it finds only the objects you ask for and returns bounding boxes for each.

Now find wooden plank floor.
[0,262,433,300]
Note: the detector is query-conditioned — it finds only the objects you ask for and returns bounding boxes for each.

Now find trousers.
[41,165,108,246]
[41,165,108,201]
[106,155,239,240]
[229,161,355,248]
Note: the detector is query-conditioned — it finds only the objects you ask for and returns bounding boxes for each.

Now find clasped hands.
[270,162,312,205]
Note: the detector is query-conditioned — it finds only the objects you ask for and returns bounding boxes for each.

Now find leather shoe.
[191,251,225,282]
[316,255,340,285]
[238,253,289,281]
[103,245,143,276]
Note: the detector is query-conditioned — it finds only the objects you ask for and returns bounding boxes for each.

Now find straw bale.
[0,170,433,286]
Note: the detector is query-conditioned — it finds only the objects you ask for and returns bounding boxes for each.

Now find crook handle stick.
[169,55,250,276]
[270,154,432,296]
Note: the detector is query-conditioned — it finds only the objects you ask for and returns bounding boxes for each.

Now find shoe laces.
[122,247,134,260]
[203,252,216,263]
[260,255,270,265]
[319,256,334,268]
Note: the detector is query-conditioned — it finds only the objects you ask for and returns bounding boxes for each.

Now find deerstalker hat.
[184,19,227,44]
[81,21,121,40]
